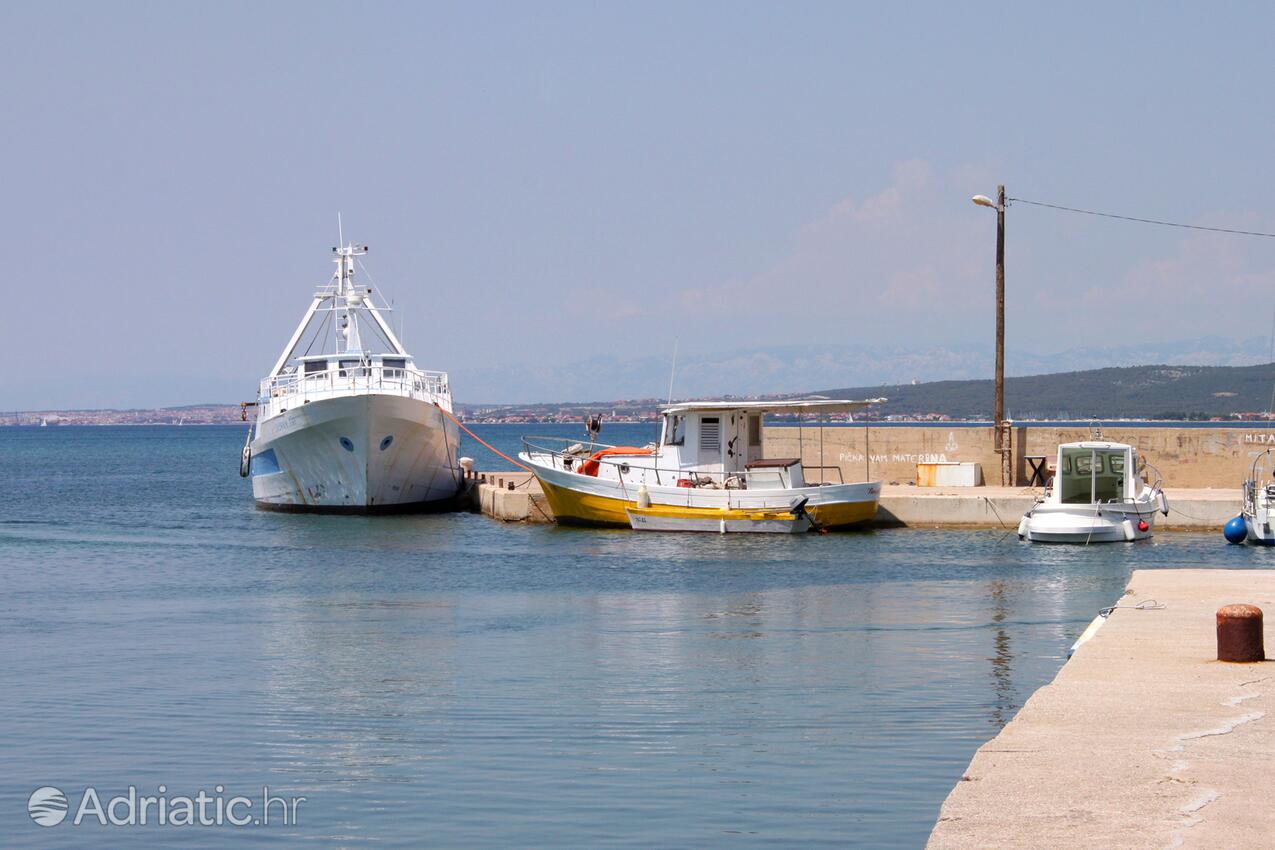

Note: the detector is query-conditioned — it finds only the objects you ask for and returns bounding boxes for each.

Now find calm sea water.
[2,425,1269,848]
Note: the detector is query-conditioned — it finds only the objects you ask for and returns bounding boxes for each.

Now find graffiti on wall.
[839,452,949,464]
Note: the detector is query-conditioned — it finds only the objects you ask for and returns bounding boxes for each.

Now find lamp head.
[971,194,997,209]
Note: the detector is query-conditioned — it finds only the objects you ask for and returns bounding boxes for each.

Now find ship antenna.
[337,211,344,252]
[666,338,679,405]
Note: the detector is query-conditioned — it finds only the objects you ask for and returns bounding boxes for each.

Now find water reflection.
[987,579,1016,728]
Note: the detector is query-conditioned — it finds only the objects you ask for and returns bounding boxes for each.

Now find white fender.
[1068,614,1107,658]
[1121,519,1136,541]
[1158,491,1169,516]
[1017,516,1029,540]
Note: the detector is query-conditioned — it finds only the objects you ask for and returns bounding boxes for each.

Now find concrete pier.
[927,569,1275,850]
[468,471,555,523]
[874,486,1239,531]
[468,476,1240,530]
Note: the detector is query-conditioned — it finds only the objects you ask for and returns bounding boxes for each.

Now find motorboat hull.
[249,393,461,512]
[1243,521,1275,545]
[1243,510,1275,545]
[527,460,879,530]
[1018,504,1157,544]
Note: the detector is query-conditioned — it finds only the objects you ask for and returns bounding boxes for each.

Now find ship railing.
[257,365,450,418]
[520,435,847,489]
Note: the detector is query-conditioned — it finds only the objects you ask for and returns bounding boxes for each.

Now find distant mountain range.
[14,337,1275,424]
[15,361,1275,424]
[818,363,1275,420]
[452,336,1273,404]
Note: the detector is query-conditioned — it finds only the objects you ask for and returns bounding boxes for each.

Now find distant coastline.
[11,411,1275,429]
[14,362,1275,426]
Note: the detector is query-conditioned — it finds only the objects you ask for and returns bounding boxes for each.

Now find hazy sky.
[8,2,1275,408]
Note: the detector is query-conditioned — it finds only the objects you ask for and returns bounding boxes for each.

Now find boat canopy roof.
[295,352,408,361]
[1057,440,1135,451]
[660,398,886,416]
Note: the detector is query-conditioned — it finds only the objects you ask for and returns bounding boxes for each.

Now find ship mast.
[333,242,368,355]
[266,235,410,379]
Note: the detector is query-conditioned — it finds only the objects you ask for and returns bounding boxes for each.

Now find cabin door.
[698,416,722,467]
[722,412,749,472]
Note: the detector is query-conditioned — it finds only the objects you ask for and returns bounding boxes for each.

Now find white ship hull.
[250,393,461,512]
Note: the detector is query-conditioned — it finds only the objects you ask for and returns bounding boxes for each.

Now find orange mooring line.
[436,404,533,472]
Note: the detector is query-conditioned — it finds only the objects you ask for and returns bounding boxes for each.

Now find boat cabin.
[259,352,448,420]
[1052,441,1145,504]
[659,403,767,475]
[559,399,883,489]
[290,352,415,381]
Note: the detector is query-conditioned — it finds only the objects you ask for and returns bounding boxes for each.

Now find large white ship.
[242,239,462,512]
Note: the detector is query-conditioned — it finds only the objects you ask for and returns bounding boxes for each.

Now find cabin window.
[383,358,406,370]
[748,415,761,447]
[304,360,327,375]
[1059,448,1093,504]
[1094,451,1125,502]
[699,417,721,452]
[667,415,685,446]
[1059,448,1125,504]
[339,359,364,377]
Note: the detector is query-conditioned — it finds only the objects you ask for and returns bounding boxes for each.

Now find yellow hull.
[538,479,878,530]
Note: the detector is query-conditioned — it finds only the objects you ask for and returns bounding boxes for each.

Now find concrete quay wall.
[766,424,1274,489]
[868,486,1234,531]
[469,475,1239,530]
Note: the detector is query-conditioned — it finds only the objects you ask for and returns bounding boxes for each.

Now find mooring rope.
[434,403,533,472]
[1099,599,1165,617]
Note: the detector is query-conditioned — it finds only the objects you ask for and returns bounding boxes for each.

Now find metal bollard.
[1217,604,1265,663]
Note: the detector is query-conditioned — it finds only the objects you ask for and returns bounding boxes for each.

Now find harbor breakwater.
[765,424,1275,489]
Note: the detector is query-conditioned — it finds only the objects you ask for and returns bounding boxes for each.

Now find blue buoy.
[1224,516,1248,544]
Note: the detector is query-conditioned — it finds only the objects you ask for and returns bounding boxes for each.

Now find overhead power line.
[1008,197,1275,239]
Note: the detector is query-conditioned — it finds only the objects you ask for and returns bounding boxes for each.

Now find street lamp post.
[973,186,1008,485]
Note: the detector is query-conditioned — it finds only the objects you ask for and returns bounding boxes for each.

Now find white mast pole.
[364,299,408,356]
[268,295,323,378]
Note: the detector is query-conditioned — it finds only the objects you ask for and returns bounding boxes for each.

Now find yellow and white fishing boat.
[519,398,884,531]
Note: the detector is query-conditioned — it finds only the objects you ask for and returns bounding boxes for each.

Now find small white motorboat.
[1018,438,1167,543]
[1234,449,1275,545]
